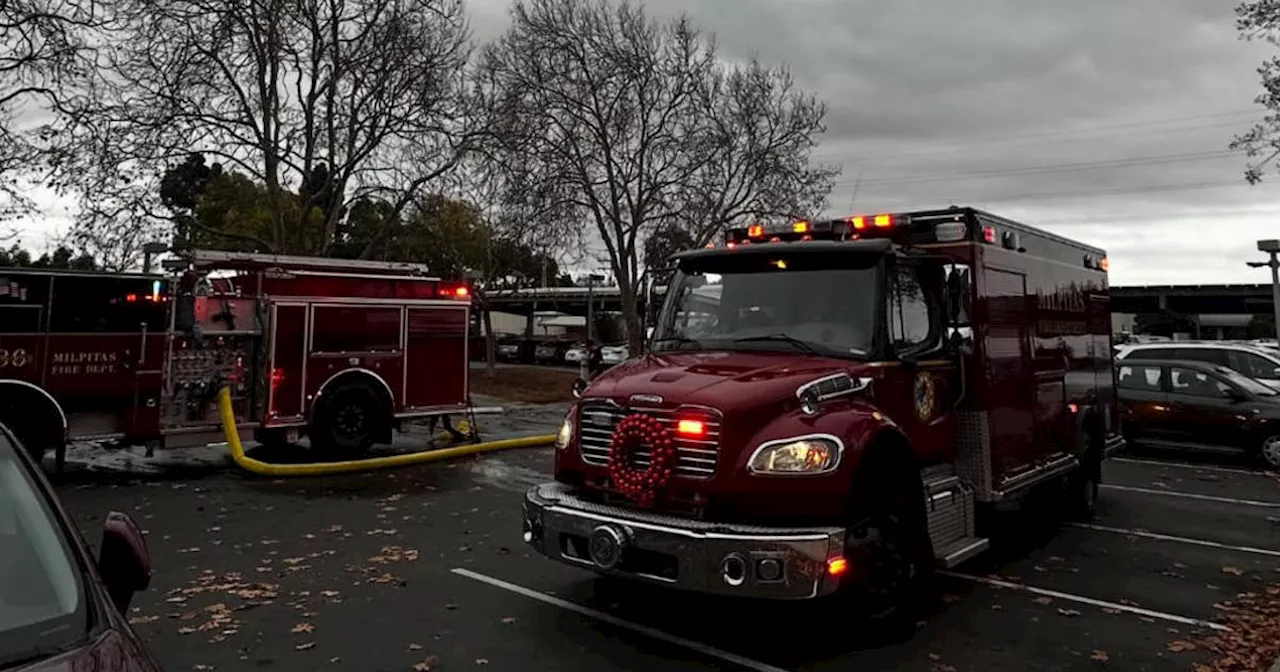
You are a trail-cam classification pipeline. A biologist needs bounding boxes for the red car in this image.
[0,423,160,671]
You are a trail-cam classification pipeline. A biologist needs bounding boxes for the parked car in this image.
[0,422,160,671]
[600,343,629,364]
[563,342,588,364]
[1116,358,1280,468]
[1116,341,1280,390]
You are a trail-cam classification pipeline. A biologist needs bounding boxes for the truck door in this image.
[981,266,1037,477]
[1163,365,1248,450]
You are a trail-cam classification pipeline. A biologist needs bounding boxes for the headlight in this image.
[554,414,574,450]
[747,436,842,475]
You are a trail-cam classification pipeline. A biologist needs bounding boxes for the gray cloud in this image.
[12,0,1277,285]
[466,0,1278,285]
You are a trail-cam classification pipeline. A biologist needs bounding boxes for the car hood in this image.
[16,629,159,672]
[583,350,866,413]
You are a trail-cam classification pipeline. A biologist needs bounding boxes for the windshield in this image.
[653,251,880,358]
[0,433,90,668]
[1215,366,1279,396]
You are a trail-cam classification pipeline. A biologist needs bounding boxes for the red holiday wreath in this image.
[607,413,677,507]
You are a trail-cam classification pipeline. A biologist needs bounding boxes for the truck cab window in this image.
[49,276,167,333]
[888,264,937,354]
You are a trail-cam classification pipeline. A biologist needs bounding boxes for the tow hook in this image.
[588,524,628,569]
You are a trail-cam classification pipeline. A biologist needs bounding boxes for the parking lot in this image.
[53,434,1280,672]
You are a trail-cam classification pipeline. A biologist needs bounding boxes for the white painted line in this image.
[939,570,1231,632]
[1111,457,1273,477]
[1101,484,1280,508]
[1066,522,1280,558]
[450,568,793,672]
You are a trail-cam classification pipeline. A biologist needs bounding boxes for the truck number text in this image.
[0,349,30,368]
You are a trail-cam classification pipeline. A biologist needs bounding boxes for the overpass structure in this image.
[485,283,1277,338]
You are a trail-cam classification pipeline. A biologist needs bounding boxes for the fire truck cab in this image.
[0,250,474,467]
[523,207,1122,611]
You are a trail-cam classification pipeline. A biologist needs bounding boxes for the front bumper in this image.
[522,482,847,600]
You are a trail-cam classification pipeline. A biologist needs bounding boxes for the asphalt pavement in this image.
[53,427,1280,672]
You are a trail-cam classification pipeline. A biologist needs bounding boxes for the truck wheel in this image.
[844,469,931,622]
[1258,435,1280,470]
[310,383,382,456]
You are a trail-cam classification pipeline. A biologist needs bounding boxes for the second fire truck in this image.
[523,206,1123,614]
[0,250,475,468]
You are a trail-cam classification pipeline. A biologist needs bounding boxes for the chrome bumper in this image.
[522,482,847,600]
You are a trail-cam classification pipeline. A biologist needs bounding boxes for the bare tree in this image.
[1231,0,1280,182]
[1,0,102,221]
[479,0,836,350]
[53,0,480,264]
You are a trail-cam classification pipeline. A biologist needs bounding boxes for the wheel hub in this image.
[1262,436,1280,469]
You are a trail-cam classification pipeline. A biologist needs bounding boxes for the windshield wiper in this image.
[732,333,820,355]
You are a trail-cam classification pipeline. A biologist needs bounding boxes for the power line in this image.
[833,149,1243,189]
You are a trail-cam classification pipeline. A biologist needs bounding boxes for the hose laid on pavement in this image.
[217,387,556,476]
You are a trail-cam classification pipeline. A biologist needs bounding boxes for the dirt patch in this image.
[470,366,578,404]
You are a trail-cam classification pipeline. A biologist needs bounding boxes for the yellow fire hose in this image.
[217,387,556,476]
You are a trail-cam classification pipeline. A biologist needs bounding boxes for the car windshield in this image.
[653,250,879,358]
[0,434,90,668]
[1214,366,1279,396]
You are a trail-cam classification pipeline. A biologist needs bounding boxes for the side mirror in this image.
[1221,387,1247,402]
[571,378,588,399]
[950,327,974,357]
[98,512,151,612]
[1271,367,1280,379]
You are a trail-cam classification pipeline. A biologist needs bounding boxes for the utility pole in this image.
[1246,239,1280,342]
[581,273,605,381]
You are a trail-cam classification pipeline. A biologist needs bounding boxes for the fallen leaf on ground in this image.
[474,659,489,666]
[295,642,316,651]
[1033,596,1053,605]
[1057,608,1081,617]
[129,615,159,624]
[177,627,196,635]
[928,653,941,661]
[501,617,517,624]
[321,590,340,598]
[1091,650,1109,662]
[445,603,459,610]
[193,666,215,671]
[1167,640,1196,653]
[1221,566,1244,576]
[1101,607,1121,615]
[291,623,314,634]
[408,644,423,651]
[412,657,438,671]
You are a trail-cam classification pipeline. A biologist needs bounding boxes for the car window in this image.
[1117,365,1163,391]
[1174,347,1229,367]
[1125,347,1172,360]
[0,432,90,667]
[1169,367,1230,398]
[1227,350,1280,380]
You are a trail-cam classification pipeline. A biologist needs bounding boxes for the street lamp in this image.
[1246,239,1280,342]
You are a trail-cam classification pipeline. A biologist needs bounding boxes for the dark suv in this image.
[1116,358,1280,468]
[0,423,161,671]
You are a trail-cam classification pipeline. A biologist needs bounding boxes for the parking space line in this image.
[450,568,793,672]
[1066,522,1280,558]
[1101,484,1280,508]
[939,570,1231,631]
[1111,457,1273,477]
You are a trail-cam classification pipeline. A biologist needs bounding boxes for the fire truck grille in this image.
[576,400,723,478]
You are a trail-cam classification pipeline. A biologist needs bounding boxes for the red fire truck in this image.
[0,250,474,469]
[524,206,1123,614]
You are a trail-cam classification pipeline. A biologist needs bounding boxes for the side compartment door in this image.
[267,303,308,422]
[404,306,470,410]
[982,267,1038,477]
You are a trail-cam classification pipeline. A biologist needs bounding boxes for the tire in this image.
[841,467,932,623]
[310,383,383,455]
[1258,435,1280,470]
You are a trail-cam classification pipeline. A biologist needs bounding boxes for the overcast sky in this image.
[10,0,1280,287]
